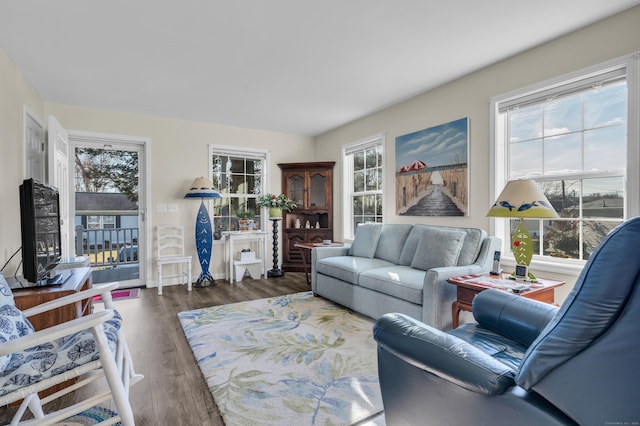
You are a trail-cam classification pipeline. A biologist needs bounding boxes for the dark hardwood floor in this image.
[1,273,310,426]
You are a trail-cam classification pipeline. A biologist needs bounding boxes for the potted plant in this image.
[237,207,255,231]
[256,193,297,218]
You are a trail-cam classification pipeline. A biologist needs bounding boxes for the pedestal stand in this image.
[267,218,284,278]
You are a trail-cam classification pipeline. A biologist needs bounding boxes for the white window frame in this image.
[208,144,270,232]
[489,52,640,275]
[341,133,385,241]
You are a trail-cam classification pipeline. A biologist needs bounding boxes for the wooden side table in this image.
[447,273,565,328]
[294,242,344,285]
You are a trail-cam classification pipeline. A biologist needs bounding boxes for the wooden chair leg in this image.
[157,263,163,295]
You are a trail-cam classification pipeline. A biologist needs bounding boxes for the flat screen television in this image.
[19,178,63,284]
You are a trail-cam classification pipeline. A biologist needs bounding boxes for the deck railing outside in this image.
[75,226,139,268]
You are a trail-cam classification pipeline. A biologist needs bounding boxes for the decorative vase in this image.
[238,219,254,231]
[269,207,282,218]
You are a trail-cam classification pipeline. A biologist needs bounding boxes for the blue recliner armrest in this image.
[473,289,558,347]
[373,312,516,396]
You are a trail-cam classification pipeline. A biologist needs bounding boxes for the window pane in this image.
[353,195,363,215]
[375,194,383,215]
[230,158,244,173]
[376,166,383,189]
[582,220,619,259]
[363,195,376,214]
[582,177,624,219]
[544,133,581,174]
[365,169,378,191]
[584,81,627,128]
[510,139,543,179]
[253,175,262,195]
[354,152,365,171]
[542,179,579,217]
[544,96,582,136]
[543,219,580,259]
[365,148,377,168]
[509,105,542,142]
[584,126,626,171]
[354,171,365,192]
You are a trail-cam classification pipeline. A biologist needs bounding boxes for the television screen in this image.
[19,178,63,283]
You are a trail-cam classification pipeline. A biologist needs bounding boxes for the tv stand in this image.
[43,269,73,285]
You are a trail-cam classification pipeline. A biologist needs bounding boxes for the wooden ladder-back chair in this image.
[156,225,192,295]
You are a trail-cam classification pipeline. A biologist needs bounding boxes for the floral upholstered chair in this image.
[0,274,143,425]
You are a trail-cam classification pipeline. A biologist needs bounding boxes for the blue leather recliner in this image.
[373,216,640,425]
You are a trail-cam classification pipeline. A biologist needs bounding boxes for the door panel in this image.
[47,116,71,258]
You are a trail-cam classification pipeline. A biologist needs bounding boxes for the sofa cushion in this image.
[410,227,466,271]
[374,224,413,264]
[359,266,426,305]
[349,223,383,258]
[456,228,487,266]
[449,323,528,371]
[316,256,394,285]
[399,225,485,266]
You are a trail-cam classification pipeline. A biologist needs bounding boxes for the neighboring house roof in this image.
[75,192,138,213]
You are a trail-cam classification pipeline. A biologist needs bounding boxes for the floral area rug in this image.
[55,406,120,425]
[178,291,385,425]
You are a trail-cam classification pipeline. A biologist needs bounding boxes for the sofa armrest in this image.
[422,264,484,330]
[311,245,351,292]
[473,289,558,347]
[373,313,516,396]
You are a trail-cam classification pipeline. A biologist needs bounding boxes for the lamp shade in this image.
[184,177,221,199]
[487,180,558,219]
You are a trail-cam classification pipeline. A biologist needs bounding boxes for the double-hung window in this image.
[208,145,269,233]
[490,53,639,273]
[342,134,385,241]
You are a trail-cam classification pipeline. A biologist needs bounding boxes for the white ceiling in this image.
[1,1,639,137]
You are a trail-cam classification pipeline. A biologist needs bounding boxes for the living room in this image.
[1,2,640,424]
[1,4,640,295]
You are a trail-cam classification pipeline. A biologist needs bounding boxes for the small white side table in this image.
[222,231,268,283]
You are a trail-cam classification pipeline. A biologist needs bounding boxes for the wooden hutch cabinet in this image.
[278,162,335,272]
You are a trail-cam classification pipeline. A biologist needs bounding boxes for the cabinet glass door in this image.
[309,172,326,208]
[287,173,305,207]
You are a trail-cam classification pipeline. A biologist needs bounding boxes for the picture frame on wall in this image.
[395,117,469,216]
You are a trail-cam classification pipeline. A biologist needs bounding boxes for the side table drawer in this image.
[457,286,479,306]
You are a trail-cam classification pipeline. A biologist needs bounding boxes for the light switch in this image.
[168,203,179,213]
[157,203,167,213]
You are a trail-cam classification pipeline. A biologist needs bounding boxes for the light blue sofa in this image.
[311,223,501,330]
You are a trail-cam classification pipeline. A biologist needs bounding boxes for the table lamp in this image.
[487,179,559,281]
[185,177,221,287]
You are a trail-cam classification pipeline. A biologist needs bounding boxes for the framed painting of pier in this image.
[395,117,469,216]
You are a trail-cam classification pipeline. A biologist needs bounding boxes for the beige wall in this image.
[314,5,640,302]
[0,49,45,273]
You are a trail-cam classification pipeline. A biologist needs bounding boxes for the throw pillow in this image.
[0,272,35,374]
[410,228,466,271]
[349,223,383,258]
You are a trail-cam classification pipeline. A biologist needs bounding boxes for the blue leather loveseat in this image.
[373,216,640,425]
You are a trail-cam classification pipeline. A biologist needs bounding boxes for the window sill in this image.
[501,256,585,277]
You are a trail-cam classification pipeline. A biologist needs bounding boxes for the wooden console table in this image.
[447,273,565,328]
